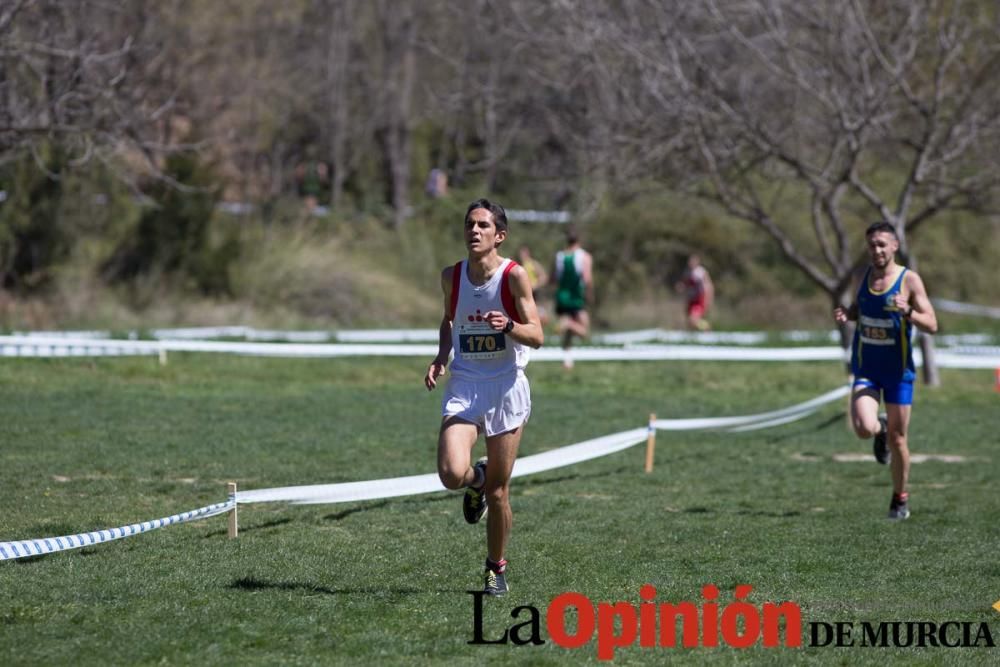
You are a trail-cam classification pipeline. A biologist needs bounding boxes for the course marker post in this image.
[644,413,656,473]
[995,367,1000,393]
[158,345,168,366]
[227,482,238,539]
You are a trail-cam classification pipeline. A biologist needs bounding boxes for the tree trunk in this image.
[389,125,411,229]
[370,4,416,229]
[326,0,352,211]
[918,333,940,387]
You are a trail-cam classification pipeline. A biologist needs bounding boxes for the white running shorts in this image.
[442,372,531,436]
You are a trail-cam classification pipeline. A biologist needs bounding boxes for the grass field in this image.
[1,354,998,665]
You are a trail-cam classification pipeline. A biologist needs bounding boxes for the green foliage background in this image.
[1,154,998,332]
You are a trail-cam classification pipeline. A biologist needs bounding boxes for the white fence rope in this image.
[1,384,851,560]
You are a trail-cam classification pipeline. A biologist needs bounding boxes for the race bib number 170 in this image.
[457,322,507,359]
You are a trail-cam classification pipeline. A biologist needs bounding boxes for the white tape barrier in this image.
[148,326,335,343]
[595,329,772,345]
[652,385,849,431]
[9,326,439,344]
[14,329,112,339]
[8,327,436,343]
[931,350,1000,369]
[334,329,439,343]
[945,346,1000,357]
[0,337,161,358]
[8,326,997,347]
[237,385,850,505]
[570,344,846,362]
[599,329,1000,347]
[3,335,1000,368]
[938,334,997,346]
[145,328,1000,349]
[506,209,572,223]
[933,298,1000,320]
[0,500,234,562]
[0,384,853,559]
[235,428,651,505]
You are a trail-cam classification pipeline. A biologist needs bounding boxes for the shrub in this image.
[101,152,236,296]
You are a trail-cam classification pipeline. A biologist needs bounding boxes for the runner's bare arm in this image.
[483,265,544,349]
[583,251,595,304]
[898,271,938,334]
[425,266,454,390]
[833,302,858,324]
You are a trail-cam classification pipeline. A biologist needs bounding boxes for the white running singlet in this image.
[449,258,529,381]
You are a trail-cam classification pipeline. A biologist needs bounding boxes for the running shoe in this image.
[484,567,509,596]
[462,457,488,524]
[888,494,910,521]
[873,414,890,465]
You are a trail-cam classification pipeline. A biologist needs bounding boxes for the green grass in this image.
[1,355,998,665]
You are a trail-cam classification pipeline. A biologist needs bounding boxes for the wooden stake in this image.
[158,347,168,366]
[644,413,656,473]
[227,481,238,539]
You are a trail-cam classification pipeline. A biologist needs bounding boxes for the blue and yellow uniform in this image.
[851,268,915,405]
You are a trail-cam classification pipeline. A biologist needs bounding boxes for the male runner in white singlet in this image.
[424,198,544,596]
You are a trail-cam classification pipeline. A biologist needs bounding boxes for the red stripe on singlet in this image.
[501,260,524,323]
[448,261,462,321]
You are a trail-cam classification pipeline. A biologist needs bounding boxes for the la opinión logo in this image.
[467,585,998,660]
[468,584,801,660]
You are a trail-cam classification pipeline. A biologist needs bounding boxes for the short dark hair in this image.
[465,198,508,234]
[565,224,580,245]
[865,221,898,238]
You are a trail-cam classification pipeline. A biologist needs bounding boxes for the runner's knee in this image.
[485,483,509,507]
[438,466,467,490]
[853,419,877,439]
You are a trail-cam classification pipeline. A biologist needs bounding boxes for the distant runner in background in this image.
[834,221,938,521]
[293,145,330,214]
[517,245,549,328]
[551,226,593,369]
[676,254,714,331]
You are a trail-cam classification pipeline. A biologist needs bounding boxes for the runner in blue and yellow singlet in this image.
[834,221,938,520]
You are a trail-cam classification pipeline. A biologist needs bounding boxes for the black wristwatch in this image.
[503,319,515,334]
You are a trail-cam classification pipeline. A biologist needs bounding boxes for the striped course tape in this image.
[0,500,234,562]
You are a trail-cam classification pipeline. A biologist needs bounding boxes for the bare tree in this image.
[323,0,356,210]
[359,1,418,228]
[0,1,200,187]
[550,0,1000,383]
